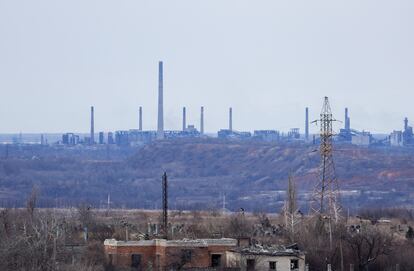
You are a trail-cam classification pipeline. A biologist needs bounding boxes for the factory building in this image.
[165,128,201,139]
[115,131,129,146]
[390,130,403,147]
[218,129,251,140]
[288,128,300,140]
[62,133,80,145]
[113,128,202,146]
[128,130,157,144]
[351,131,372,146]
[388,118,414,147]
[253,130,280,142]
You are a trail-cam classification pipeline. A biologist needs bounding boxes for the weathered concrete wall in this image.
[226,251,306,271]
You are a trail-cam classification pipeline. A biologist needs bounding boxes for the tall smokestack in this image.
[90,106,95,144]
[345,108,350,130]
[139,106,143,131]
[157,61,164,139]
[200,106,204,135]
[305,107,309,141]
[182,107,186,131]
[229,107,233,131]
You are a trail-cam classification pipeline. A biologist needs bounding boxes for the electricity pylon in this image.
[310,97,341,223]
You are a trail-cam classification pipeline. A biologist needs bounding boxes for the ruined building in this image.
[104,238,305,271]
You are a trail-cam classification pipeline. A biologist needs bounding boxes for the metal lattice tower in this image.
[310,97,341,222]
[162,172,168,239]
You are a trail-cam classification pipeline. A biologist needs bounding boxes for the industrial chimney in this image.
[182,107,186,131]
[200,106,204,135]
[157,61,164,139]
[305,107,309,141]
[345,108,350,131]
[229,107,233,131]
[90,106,95,144]
[139,106,143,131]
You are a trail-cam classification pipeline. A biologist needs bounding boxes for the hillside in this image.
[0,139,414,212]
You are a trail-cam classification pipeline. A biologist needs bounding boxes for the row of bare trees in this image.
[2,188,414,271]
[0,189,110,271]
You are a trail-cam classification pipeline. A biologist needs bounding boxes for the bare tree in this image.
[77,203,96,229]
[26,187,39,219]
[226,212,253,238]
[345,224,393,271]
[282,174,301,242]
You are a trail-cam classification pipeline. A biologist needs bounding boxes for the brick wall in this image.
[104,240,236,270]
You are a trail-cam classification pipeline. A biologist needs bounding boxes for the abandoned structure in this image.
[226,245,306,271]
[104,238,237,270]
[104,238,305,271]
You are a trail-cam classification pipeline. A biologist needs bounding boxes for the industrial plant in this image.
[3,61,409,149]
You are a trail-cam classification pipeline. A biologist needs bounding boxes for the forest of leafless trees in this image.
[1,189,414,271]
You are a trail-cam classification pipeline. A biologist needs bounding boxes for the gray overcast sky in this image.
[0,1,413,134]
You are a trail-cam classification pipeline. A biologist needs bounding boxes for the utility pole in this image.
[162,172,168,239]
[222,192,226,215]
